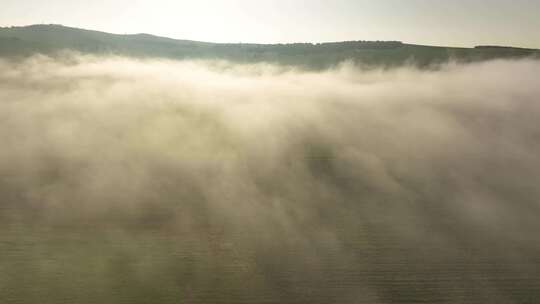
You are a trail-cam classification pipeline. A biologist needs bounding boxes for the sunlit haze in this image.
[1,0,539,47]
[2,2,540,303]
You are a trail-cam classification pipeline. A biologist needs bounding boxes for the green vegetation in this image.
[1,24,538,68]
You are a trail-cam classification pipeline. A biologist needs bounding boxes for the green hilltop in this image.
[1,24,538,69]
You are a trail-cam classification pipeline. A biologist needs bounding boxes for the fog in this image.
[1,55,540,303]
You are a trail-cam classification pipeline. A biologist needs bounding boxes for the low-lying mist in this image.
[1,55,540,303]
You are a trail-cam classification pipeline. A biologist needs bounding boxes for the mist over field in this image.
[1,55,540,303]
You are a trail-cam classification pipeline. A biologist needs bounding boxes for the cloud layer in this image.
[1,55,540,303]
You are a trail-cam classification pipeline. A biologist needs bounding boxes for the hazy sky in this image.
[1,0,539,48]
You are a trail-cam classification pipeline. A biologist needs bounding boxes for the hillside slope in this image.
[1,24,538,68]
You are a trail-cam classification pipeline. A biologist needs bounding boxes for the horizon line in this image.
[1,23,539,51]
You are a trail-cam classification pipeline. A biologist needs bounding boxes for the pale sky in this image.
[1,0,539,48]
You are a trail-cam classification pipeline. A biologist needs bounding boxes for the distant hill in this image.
[1,24,539,69]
